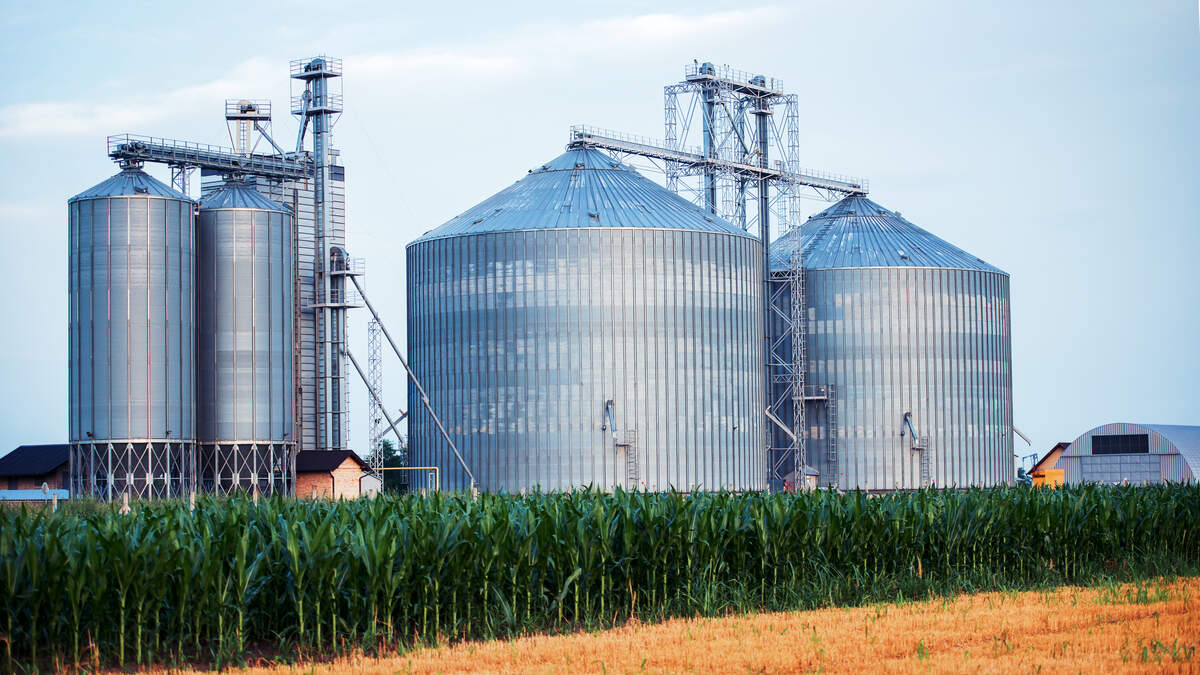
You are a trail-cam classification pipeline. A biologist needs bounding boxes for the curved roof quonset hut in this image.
[407,148,765,492]
[1059,423,1200,485]
[770,195,1013,491]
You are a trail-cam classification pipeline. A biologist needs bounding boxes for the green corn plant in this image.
[2,485,1200,671]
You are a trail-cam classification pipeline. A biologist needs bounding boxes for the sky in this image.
[0,0,1197,464]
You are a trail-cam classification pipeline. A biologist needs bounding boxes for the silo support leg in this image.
[343,273,477,489]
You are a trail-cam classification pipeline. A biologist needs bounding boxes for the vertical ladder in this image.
[826,384,838,488]
[619,430,639,488]
[918,436,932,488]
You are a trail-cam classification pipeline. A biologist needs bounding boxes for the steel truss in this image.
[293,57,351,453]
[367,318,385,474]
[70,440,196,500]
[198,442,296,495]
[570,62,866,489]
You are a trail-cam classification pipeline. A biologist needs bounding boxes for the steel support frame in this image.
[665,68,807,488]
[583,65,847,489]
[70,440,195,500]
[662,82,803,234]
[367,318,385,473]
[197,442,296,495]
[766,268,806,486]
[345,273,478,489]
[169,164,195,197]
[293,58,349,453]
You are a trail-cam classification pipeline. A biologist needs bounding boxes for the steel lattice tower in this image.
[568,61,867,489]
[367,318,384,473]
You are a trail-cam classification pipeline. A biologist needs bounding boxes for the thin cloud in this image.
[355,52,524,81]
[351,7,783,84]
[0,58,279,139]
[0,202,59,235]
[0,7,784,139]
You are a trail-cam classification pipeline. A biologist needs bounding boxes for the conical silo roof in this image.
[412,147,751,243]
[70,167,191,202]
[199,182,289,211]
[769,194,1004,273]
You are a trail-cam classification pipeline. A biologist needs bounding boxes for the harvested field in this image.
[211,576,1199,674]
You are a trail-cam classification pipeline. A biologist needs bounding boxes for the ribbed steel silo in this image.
[770,195,1013,491]
[407,148,765,492]
[196,183,296,494]
[68,165,196,499]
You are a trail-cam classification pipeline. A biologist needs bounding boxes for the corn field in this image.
[2,485,1198,671]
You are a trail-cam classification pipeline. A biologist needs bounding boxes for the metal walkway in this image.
[108,134,313,180]
[568,126,868,196]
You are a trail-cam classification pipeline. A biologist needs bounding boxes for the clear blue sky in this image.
[1,0,1197,461]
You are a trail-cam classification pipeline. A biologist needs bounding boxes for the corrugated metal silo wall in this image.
[195,206,294,443]
[407,228,765,492]
[68,194,194,443]
[770,266,1013,490]
[204,172,347,452]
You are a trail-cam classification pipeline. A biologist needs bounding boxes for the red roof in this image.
[1030,442,1070,474]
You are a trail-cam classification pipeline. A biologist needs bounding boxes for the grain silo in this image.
[770,195,1013,490]
[407,147,765,492]
[195,182,296,494]
[68,165,196,499]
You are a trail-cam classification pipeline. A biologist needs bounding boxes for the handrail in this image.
[107,133,313,179]
[683,63,784,92]
[568,125,868,194]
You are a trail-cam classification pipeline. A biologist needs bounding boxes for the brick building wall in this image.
[296,457,362,499]
[5,470,68,491]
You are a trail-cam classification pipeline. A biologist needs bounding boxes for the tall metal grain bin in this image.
[68,166,195,499]
[770,195,1012,491]
[407,148,765,492]
[196,183,296,494]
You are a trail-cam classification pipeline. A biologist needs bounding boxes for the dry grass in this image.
[177,577,1200,674]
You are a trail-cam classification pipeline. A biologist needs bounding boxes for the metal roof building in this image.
[407,147,765,492]
[769,194,1013,491]
[1059,423,1200,485]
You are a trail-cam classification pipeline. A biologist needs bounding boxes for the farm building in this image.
[0,444,69,491]
[1029,442,1069,487]
[296,450,369,499]
[1059,423,1200,485]
[0,444,70,503]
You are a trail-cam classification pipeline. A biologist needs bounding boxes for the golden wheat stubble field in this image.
[193,577,1200,674]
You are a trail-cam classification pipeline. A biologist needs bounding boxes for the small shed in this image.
[296,451,370,500]
[0,444,69,492]
[1029,442,1069,488]
[1059,423,1199,485]
[783,465,820,492]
